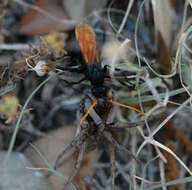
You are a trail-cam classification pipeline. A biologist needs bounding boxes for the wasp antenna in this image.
[76,98,99,133]
[108,99,145,116]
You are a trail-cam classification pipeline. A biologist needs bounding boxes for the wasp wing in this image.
[75,24,100,65]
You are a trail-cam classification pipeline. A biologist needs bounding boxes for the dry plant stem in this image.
[178,29,192,101]
[117,0,134,36]
[26,51,40,70]
[143,76,161,104]
[154,146,167,163]
[13,0,77,25]
[148,139,192,176]
[180,0,188,33]
[116,162,131,184]
[83,97,103,125]
[135,175,160,185]
[136,98,192,175]
[106,120,145,129]
[107,0,117,33]
[130,129,137,190]
[150,97,191,138]
[0,43,29,50]
[109,143,115,190]
[103,131,137,162]
[54,136,79,170]
[89,178,104,190]
[159,160,167,190]
[140,155,160,189]
[97,169,109,188]
[64,142,86,190]
[176,4,192,100]
[134,0,146,87]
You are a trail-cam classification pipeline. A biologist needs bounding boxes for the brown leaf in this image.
[151,0,173,47]
[157,31,172,74]
[1,0,8,6]
[163,143,184,190]
[11,56,28,76]
[175,128,192,152]
[19,0,73,35]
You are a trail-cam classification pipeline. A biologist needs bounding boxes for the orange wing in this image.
[75,23,100,65]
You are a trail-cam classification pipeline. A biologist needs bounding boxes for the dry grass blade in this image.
[151,0,173,48]
[157,31,172,74]
[147,139,192,176]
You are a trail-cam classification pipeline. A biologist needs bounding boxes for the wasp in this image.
[55,24,145,190]
[75,23,108,98]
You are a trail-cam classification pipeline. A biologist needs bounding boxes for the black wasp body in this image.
[61,23,109,98]
[85,62,108,98]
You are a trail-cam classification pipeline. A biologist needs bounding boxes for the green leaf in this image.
[118,87,186,105]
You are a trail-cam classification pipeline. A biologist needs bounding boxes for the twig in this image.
[0,43,29,50]
[117,0,134,36]
[116,162,131,184]
[135,175,160,184]
[159,160,167,190]
[150,97,191,138]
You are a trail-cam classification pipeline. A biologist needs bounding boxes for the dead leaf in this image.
[11,56,28,76]
[157,31,172,74]
[102,39,131,61]
[151,0,173,48]
[0,0,8,6]
[163,143,184,190]
[19,0,73,35]
[0,94,19,124]
[41,32,68,56]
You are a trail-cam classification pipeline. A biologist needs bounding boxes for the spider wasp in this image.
[55,23,145,190]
